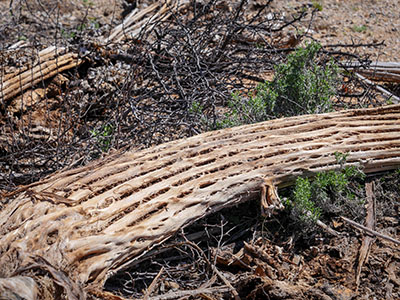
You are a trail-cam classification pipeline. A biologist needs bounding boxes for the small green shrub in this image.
[189,101,204,115]
[90,123,114,152]
[217,41,339,128]
[312,1,323,11]
[289,177,322,223]
[284,153,365,230]
[352,25,367,33]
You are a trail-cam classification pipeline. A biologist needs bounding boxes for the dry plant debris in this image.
[1,104,400,299]
[0,0,400,299]
[1,0,392,192]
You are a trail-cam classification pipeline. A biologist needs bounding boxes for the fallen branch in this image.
[148,286,232,300]
[355,72,400,103]
[341,216,400,246]
[357,70,400,83]
[143,267,164,300]
[316,219,340,237]
[355,180,376,288]
[1,46,82,103]
[344,60,400,92]
[1,99,400,297]
[345,61,400,76]
[104,0,189,43]
[212,265,241,300]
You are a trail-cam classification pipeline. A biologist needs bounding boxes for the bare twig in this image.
[355,72,400,103]
[316,219,341,237]
[211,265,241,300]
[143,267,164,300]
[341,216,400,246]
[147,286,231,300]
[355,180,376,288]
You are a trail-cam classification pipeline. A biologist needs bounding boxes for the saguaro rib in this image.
[1,104,400,290]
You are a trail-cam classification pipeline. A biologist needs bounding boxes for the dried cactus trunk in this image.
[1,46,82,103]
[1,104,400,292]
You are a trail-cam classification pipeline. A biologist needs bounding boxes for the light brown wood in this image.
[104,0,189,43]
[1,1,189,106]
[1,104,400,296]
[355,180,376,289]
[1,46,82,103]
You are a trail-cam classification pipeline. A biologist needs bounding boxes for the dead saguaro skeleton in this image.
[0,46,82,104]
[1,104,400,296]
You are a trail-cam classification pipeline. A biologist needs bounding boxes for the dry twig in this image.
[143,267,164,300]
[355,73,400,103]
[355,180,376,288]
[341,216,400,246]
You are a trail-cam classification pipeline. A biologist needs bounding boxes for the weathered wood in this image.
[104,0,189,43]
[345,61,400,83]
[1,104,400,295]
[357,70,400,83]
[1,46,82,103]
[355,180,376,288]
[1,1,188,106]
[345,61,400,73]
[355,73,400,103]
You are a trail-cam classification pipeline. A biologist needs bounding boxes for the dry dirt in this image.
[1,0,399,61]
[269,0,400,62]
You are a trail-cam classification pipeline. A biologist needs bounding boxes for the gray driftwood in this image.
[345,61,400,83]
[1,104,400,298]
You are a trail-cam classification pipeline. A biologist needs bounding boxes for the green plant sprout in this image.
[352,25,367,33]
[189,101,204,115]
[312,1,323,11]
[90,123,114,152]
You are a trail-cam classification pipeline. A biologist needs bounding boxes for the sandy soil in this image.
[268,0,400,61]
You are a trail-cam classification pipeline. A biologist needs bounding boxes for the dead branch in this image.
[143,267,164,300]
[211,265,241,300]
[316,220,340,237]
[355,180,376,288]
[1,46,82,104]
[341,216,400,246]
[0,104,399,297]
[354,72,400,103]
[344,61,400,83]
[147,286,232,300]
[104,0,190,44]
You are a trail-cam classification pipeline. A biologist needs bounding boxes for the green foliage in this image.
[61,29,76,39]
[352,25,367,33]
[266,41,338,116]
[60,17,100,41]
[285,153,365,228]
[312,1,323,11]
[218,41,339,128]
[334,151,348,166]
[88,17,100,29]
[82,0,94,7]
[189,101,204,115]
[77,24,86,32]
[290,177,322,222]
[90,123,114,152]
